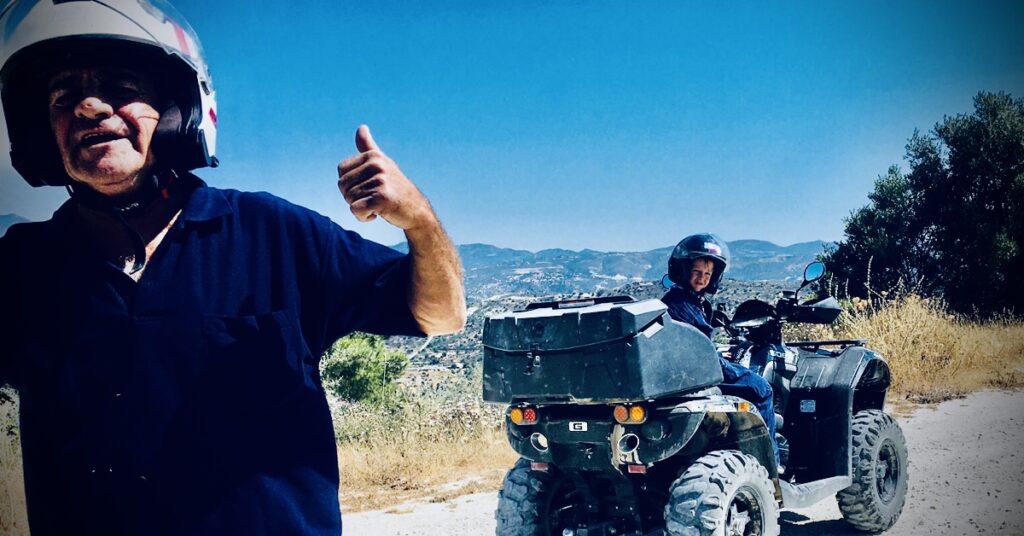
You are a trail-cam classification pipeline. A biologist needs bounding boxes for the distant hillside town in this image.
[392,239,826,301]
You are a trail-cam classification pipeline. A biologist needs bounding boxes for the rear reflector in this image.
[626,464,647,474]
[530,462,549,472]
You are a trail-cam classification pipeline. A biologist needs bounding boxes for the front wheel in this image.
[837,410,909,532]
[495,458,587,536]
[665,450,780,536]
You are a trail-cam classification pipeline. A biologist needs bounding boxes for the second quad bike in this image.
[482,262,908,535]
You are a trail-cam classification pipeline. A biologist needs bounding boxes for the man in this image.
[660,233,779,466]
[0,1,464,534]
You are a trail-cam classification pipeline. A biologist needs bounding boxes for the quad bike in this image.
[482,262,908,535]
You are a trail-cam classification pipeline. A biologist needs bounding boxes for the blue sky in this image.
[1,1,1022,251]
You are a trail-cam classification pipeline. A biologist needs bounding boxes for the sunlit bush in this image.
[320,332,409,407]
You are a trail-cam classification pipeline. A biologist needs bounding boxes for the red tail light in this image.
[508,405,539,425]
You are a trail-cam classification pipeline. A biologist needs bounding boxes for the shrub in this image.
[320,332,409,407]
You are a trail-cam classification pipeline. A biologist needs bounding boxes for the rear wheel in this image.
[837,410,909,532]
[665,450,780,536]
[495,458,587,536]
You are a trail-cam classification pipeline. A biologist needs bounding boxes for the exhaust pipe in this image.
[530,432,549,452]
[617,433,640,454]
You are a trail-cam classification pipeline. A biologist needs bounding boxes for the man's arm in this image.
[337,125,466,335]
[401,213,465,335]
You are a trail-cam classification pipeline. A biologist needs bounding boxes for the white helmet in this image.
[0,0,218,187]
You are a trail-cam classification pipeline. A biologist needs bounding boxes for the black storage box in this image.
[482,297,723,404]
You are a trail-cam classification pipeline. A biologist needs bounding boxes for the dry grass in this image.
[0,390,27,536]
[337,425,515,513]
[330,368,518,512]
[787,294,1024,403]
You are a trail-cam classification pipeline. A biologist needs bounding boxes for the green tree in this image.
[823,91,1024,315]
[822,166,936,297]
[319,332,409,405]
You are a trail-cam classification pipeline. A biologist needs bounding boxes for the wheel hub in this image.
[875,438,901,503]
[726,485,764,536]
[727,505,750,535]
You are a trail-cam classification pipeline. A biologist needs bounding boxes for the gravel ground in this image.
[343,389,1024,535]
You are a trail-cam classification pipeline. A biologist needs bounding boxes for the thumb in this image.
[355,124,380,153]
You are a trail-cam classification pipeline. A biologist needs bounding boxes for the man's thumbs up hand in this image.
[337,125,436,230]
[354,123,379,153]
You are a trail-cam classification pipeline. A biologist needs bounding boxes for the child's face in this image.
[689,258,714,292]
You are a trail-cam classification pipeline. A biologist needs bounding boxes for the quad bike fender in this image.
[787,346,891,481]
[723,410,779,486]
[666,398,780,490]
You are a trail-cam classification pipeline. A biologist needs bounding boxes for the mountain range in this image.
[396,239,827,301]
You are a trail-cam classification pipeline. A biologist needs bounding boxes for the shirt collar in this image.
[51,172,233,225]
[179,173,232,223]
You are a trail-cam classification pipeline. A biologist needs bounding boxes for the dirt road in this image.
[343,389,1024,535]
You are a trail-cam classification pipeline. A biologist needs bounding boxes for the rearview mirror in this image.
[803,261,825,284]
[710,302,730,328]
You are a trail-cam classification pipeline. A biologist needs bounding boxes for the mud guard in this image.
[664,400,782,499]
[725,411,779,482]
[785,346,891,481]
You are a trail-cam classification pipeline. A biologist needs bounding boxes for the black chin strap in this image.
[68,170,177,275]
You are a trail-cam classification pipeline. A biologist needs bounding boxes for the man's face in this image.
[48,67,161,195]
[689,258,714,293]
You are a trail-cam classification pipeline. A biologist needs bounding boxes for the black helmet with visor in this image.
[667,233,730,295]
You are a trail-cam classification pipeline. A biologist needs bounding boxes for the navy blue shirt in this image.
[661,286,714,338]
[0,175,423,535]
